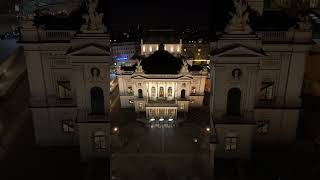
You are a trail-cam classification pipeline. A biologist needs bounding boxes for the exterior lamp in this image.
[159,118,164,121]
[168,118,173,121]
[150,118,155,122]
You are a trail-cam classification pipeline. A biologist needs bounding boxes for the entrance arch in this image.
[91,87,105,115]
[181,89,186,99]
[227,88,241,116]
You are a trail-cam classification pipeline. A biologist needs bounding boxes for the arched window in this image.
[227,88,241,116]
[168,87,173,97]
[181,89,186,99]
[91,87,105,115]
[159,87,164,97]
[138,89,143,98]
[151,87,156,97]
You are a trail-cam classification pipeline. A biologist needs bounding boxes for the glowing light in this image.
[193,138,198,143]
[159,118,164,121]
[150,118,155,122]
[177,47,180,52]
[113,127,119,132]
[143,46,146,52]
[149,47,152,52]
[206,127,210,132]
[171,46,173,52]
[168,118,173,121]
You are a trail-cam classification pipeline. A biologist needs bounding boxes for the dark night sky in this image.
[99,0,231,26]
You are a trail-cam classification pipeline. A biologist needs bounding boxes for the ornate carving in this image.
[89,67,103,81]
[81,0,106,33]
[232,68,241,80]
[224,0,252,34]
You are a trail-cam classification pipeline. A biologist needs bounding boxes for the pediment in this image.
[212,44,266,58]
[67,44,110,56]
[131,75,146,79]
[177,75,193,80]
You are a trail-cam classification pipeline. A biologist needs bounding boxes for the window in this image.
[257,120,269,134]
[139,102,143,110]
[225,136,237,151]
[138,89,143,98]
[149,109,156,117]
[62,119,74,133]
[159,109,165,116]
[168,87,173,97]
[259,81,274,101]
[151,87,156,97]
[94,131,107,151]
[57,81,72,99]
[227,88,241,116]
[181,89,186,98]
[180,103,185,110]
[168,109,175,117]
[191,87,196,94]
[159,87,164,97]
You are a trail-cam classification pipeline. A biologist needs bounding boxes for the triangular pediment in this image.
[67,44,110,56]
[212,44,266,57]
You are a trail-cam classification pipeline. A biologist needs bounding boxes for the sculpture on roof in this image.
[296,14,312,31]
[180,60,189,74]
[135,60,144,73]
[224,0,252,34]
[81,0,106,33]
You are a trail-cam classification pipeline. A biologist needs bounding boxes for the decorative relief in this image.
[88,67,103,81]
[232,68,241,80]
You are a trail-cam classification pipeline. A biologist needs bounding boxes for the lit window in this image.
[159,87,164,97]
[159,109,165,116]
[180,104,185,110]
[149,109,156,117]
[149,47,152,52]
[259,81,274,101]
[151,87,156,97]
[171,46,174,52]
[143,46,146,52]
[57,80,72,99]
[177,47,180,52]
[257,120,269,134]
[168,109,175,117]
[168,87,173,97]
[62,119,74,133]
[191,87,196,94]
[94,131,106,151]
[225,136,237,151]
[198,49,201,52]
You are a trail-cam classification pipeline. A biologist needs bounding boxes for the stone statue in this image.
[224,0,252,34]
[180,61,189,73]
[135,60,143,73]
[297,15,312,31]
[80,0,106,33]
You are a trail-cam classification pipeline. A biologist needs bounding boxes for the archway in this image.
[91,87,105,115]
[227,88,241,116]
[138,89,143,98]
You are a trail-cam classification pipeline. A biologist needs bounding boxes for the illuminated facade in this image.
[117,44,208,126]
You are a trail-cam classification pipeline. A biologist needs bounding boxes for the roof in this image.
[141,49,183,74]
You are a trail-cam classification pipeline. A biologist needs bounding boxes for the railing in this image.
[76,109,109,123]
[146,98,177,107]
[256,31,312,43]
[39,30,76,41]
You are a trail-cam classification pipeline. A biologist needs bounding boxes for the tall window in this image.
[151,87,156,97]
[227,88,241,116]
[139,102,143,110]
[168,87,173,97]
[57,80,72,99]
[181,89,186,98]
[138,89,143,98]
[91,87,105,115]
[257,120,269,134]
[159,109,165,117]
[168,109,175,117]
[62,119,74,133]
[149,109,156,117]
[259,81,274,101]
[94,131,107,151]
[159,87,164,97]
[225,136,237,151]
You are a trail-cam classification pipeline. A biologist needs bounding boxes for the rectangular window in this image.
[57,81,72,99]
[151,87,156,97]
[159,87,164,97]
[180,103,185,110]
[94,134,106,151]
[159,109,165,117]
[139,102,143,110]
[225,137,237,151]
[191,87,196,94]
[62,119,74,133]
[168,109,175,117]
[257,120,269,134]
[168,87,173,97]
[259,81,274,101]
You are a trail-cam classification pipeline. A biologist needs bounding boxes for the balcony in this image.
[76,109,109,123]
[256,31,312,43]
[39,30,76,41]
[146,98,177,107]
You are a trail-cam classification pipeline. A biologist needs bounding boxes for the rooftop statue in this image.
[135,60,144,73]
[180,60,189,73]
[81,0,106,33]
[224,0,252,34]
